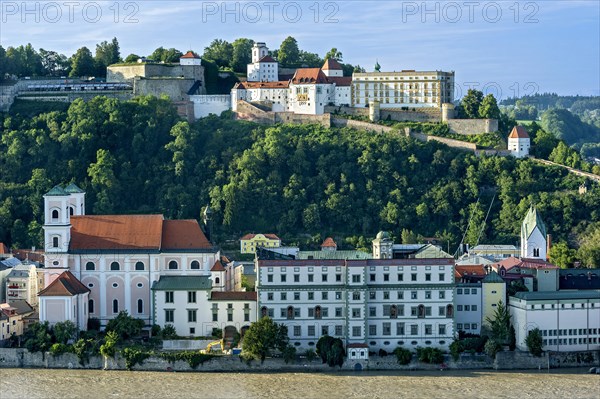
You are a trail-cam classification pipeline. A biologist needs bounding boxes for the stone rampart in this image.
[331,118,396,134]
[447,119,498,135]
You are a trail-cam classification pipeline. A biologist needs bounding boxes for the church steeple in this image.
[520,206,547,260]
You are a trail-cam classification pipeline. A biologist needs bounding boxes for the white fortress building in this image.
[351,70,455,108]
[247,42,279,83]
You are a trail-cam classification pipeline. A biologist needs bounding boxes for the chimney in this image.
[546,234,552,261]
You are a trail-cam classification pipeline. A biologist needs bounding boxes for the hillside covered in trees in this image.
[1,97,599,267]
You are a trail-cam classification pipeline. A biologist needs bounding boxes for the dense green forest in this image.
[1,96,599,267]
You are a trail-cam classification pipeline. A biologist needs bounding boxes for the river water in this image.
[1,368,598,399]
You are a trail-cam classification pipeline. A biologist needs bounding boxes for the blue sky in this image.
[1,0,599,98]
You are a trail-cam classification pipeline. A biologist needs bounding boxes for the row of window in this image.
[368,323,447,336]
[456,288,478,295]
[264,304,454,320]
[265,272,447,284]
[530,302,596,310]
[85,260,203,271]
[456,305,478,312]
[543,338,599,346]
[164,309,251,323]
[456,323,479,331]
[265,290,449,301]
[88,298,144,315]
[541,328,600,337]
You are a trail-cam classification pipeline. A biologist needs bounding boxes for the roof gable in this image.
[321,237,337,248]
[161,219,212,250]
[211,260,225,272]
[509,126,529,139]
[70,215,164,251]
[322,58,343,70]
[181,51,200,59]
[291,68,329,84]
[38,271,89,297]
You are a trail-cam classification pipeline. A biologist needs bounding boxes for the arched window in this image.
[190,260,200,270]
[168,260,178,270]
[88,299,94,314]
[69,206,74,216]
[135,261,144,271]
[533,248,540,257]
[113,299,119,313]
[110,262,120,271]
[390,305,398,319]
[261,306,268,318]
[51,209,59,220]
[287,306,295,320]
[418,304,425,318]
[215,277,220,284]
[137,299,143,314]
[52,237,59,248]
[315,306,322,319]
[446,304,454,318]
[85,262,95,271]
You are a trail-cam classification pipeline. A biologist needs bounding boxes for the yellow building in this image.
[482,270,507,328]
[240,233,281,254]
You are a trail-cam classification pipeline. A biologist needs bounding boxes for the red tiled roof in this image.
[70,215,164,250]
[258,55,276,63]
[322,58,343,71]
[347,343,369,348]
[161,220,212,250]
[455,265,485,278]
[240,233,281,241]
[235,81,289,89]
[211,291,257,301]
[493,256,522,272]
[519,258,559,269]
[0,243,9,254]
[509,126,529,139]
[211,260,225,272]
[13,249,44,263]
[291,68,329,84]
[181,51,200,59]
[38,271,89,297]
[327,76,352,87]
[321,237,337,248]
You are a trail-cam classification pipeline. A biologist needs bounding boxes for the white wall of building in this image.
[190,95,231,119]
[454,284,482,335]
[508,137,530,158]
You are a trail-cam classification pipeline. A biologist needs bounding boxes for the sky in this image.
[1,0,599,98]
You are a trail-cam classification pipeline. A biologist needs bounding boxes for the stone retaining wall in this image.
[2,348,597,372]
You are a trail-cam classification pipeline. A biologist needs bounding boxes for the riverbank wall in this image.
[1,348,598,372]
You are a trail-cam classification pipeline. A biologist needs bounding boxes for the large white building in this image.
[509,290,600,352]
[232,42,352,115]
[351,70,455,108]
[39,184,228,331]
[256,248,455,352]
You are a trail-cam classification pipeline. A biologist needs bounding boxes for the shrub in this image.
[23,321,52,356]
[100,331,118,359]
[525,328,543,357]
[87,318,101,331]
[282,345,297,364]
[305,349,317,362]
[393,347,412,365]
[160,324,177,339]
[72,338,95,365]
[53,321,78,344]
[378,349,388,357]
[449,340,463,361]
[316,335,345,367]
[105,311,145,340]
[484,339,502,358]
[50,343,70,357]
[151,324,161,337]
[159,351,215,369]
[122,347,152,370]
[416,347,444,364]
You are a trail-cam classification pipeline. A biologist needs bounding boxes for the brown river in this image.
[1,368,598,399]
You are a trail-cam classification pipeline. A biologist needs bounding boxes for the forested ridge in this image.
[1,96,599,266]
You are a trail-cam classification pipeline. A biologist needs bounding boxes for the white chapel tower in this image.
[247,42,278,82]
[520,206,547,260]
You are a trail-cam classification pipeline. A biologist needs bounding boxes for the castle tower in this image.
[252,42,269,63]
[520,206,547,260]
[180,51,202,66]
[372,231,393,259]
[322,58,343,77]
[247,42,278,82]
[508,126,530,158]
[441,103,455,121]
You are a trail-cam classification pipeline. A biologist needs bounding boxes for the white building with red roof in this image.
[232,42,352,115]
[40,184,227,332]
[508,126,530,158]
